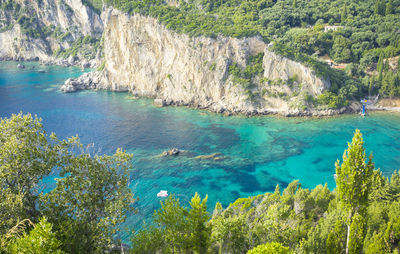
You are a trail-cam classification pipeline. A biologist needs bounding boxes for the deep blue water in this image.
[1,61,400,240]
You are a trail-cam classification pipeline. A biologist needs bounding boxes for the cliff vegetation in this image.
[85,0,400,108]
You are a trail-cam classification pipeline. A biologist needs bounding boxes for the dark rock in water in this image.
[17,64,25,69]
[38,70,46,73]
[162,148,180,156]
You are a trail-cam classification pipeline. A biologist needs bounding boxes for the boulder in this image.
[81,60,91,69]
[17,64,25,69]
[154,99,165,107]
[162,148,181,156]
[68,55,76,65]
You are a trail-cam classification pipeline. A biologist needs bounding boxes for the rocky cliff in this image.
[1,1,344,116]
[66,8,334,116]
[0,0,103,66]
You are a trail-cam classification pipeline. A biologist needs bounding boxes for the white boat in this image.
[157,190,168,197]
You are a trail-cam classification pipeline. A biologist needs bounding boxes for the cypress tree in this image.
[384,59,390,72]
[374,0,380,15]
[335,130,374,254]
[377,51,384,80]
[374,0,385,15]
[341,4,348,24]
[386,0,394,15]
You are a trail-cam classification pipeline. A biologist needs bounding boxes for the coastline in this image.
[4,59,399,118]
[0,56,99,70]
[59,70,360,118]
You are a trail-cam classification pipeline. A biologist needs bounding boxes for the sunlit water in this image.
[1,61,400,240]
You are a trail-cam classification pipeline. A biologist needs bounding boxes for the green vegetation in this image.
[1,114,400,253]
[92,0,400,108]
[229,53,264,98]
[247,242,291,254]
[3,0,400,107]
[130,129,400,253]
[0,113,136,253]
[54,35,101,59]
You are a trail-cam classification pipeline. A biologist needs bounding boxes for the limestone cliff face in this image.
[0,0,103,64]
[99,8,331,115]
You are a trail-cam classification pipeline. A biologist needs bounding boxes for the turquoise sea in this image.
[1,61,400,239]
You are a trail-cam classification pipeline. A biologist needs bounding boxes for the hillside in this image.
[87,0,400,109]
[1,0,400,113]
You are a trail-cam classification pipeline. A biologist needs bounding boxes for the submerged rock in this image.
[194,153,224,161]
[17,64,25,69]
[162,148,181,156]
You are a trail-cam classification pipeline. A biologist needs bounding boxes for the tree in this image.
[247,242,291,254]
[6,217,64,254]
[374,0,385,15]
[386,0,394,15]
[130,225,165,254]
[341,4,348,24]
[0,113,136,253]
[377,51,384,81]
[132,193,211,253]
[0,113,60,233]
[188,193,211,253]
[41,148,135,253]
[292,0,297,8]
[335,129,374,254]
[153,195,191,252]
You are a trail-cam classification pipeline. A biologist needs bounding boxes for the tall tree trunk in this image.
[345,210,352,254]
[346,223,350,254]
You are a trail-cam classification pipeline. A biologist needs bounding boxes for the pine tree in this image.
[335,129,374,254]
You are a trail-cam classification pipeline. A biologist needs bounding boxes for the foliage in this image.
[93,0,400,104]
[335,129,374,216]
[131,193,210,253]
[228,53,264,99]
[335,129,374,253]
[5,217,64,254]
[2,113,400,253]
[54,35,101,59]
[247,242,291,254]
[130,129,400,253]
[0,113,136,253]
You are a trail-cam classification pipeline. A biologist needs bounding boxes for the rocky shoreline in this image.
[59,71,359,117]
[0,55,99,70]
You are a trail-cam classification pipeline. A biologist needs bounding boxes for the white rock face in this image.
[0,0,103,62]
[99,9,331,115]
[263,49,330,96]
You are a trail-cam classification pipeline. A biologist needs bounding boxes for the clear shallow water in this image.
[1,61,400,239]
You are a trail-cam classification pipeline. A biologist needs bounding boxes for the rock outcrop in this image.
[1,1,347,116]
[88,8,332,116]
[0,0,103,65]
[61,71,105,92]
